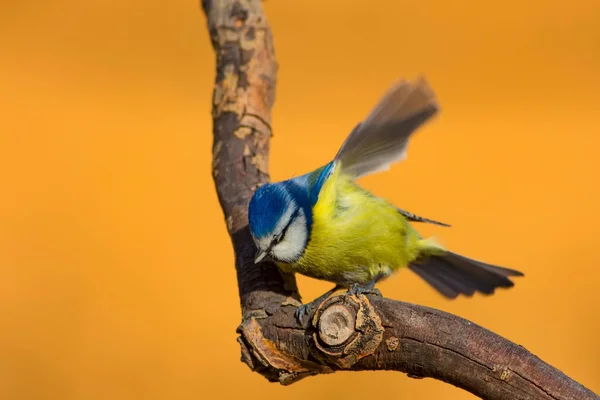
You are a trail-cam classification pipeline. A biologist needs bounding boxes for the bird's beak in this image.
[254,249,268,264]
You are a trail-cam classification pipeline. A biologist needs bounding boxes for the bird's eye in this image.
[274,233,283,243]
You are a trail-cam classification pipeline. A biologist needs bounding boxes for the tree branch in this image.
[201,1,599,399]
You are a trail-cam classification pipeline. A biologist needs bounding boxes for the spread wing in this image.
[334,77,439,180]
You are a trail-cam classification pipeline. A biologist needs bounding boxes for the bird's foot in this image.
[347,283,381,297]
[347,276,384,297]
[294,304,315,328]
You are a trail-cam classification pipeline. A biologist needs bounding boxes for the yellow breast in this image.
[287,163,422,286]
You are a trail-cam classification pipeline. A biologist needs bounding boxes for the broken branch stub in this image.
[311,294,385,369]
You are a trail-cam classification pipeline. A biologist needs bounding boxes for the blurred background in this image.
[1,0,599,399]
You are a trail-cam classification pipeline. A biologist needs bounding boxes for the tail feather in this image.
[408,251,524,299]
[409,264,461,298]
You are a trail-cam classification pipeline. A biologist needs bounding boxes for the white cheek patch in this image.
[271,209,307,263]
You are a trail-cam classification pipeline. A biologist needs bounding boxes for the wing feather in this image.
[334,77,439,179]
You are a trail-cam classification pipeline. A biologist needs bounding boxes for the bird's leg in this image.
[347,273,386,297]
[295,285,343,327]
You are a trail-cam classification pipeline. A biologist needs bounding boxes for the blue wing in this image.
[307,162,334,206]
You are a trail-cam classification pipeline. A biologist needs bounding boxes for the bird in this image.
[247,76,524,322]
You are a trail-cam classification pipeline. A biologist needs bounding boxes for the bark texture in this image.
[201,1,599,399]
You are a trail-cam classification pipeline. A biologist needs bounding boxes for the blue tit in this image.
[247,77,524,311]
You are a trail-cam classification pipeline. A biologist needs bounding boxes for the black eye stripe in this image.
[278,208,300,242]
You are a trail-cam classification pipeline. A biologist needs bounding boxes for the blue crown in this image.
[248,183,292,239]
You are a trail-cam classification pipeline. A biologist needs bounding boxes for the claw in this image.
[346,273,386,297]
[347,282,382,297]
[293,285,342,327]
[294,304,315,327]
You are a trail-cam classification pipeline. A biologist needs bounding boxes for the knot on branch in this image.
[234,293,384,386]
[310,293,385,369]
[236,314,334,386]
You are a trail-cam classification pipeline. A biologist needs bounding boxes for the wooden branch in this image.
[201,1,599,399]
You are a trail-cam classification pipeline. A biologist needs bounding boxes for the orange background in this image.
[1,0,599,399]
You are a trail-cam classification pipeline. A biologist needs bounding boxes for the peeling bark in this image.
[201,1,599,399]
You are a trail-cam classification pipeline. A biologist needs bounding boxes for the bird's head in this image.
[248,182,310,264]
